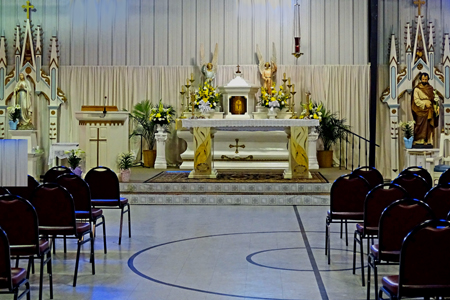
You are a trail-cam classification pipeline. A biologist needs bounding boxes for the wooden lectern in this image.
[75,106,129,173]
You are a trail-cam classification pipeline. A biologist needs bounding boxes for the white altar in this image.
[180,119,319,179]
[75,107,129,173]
[8,130,43,179]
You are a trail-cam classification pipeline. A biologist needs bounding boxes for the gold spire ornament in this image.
[22,1,35,19]
[413,0,425,16]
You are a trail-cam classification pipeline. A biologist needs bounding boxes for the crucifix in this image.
[89,128,107,166]
[236,65,241,74]
[413,0,425,16]
[22,1,36,20]
[229,139,245,154]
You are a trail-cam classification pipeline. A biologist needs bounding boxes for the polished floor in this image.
[1,204,399,300]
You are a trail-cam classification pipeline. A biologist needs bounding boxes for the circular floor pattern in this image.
[128,231,362,300]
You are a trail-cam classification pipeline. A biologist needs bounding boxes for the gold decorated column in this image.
[188,126,218,178]
[284,126,310,179]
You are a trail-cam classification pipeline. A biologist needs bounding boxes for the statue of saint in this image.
[411,72,439,147]
[256,43,277,95]
[200,43,219,83]
[13,73,33,128]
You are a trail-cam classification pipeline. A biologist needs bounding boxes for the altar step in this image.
[120,181,331,206]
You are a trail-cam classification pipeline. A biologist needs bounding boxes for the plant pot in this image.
[143,149,156,168]
[9,120,18,130]
[70,166,82,177]
[317,150,333,168]
[120,169,131,182]
[404,136,413,149]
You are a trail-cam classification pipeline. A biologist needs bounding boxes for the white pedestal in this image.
[8,130,42,179]
[404,148,439,174]
[308,129,319,170]
[154,127,168,170]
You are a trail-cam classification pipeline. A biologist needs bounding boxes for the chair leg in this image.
[360,235,365,286]
[340,220,343,239]
[119,206,125,245]
[73,239,81,287]
[26,280,30,300]
[90,231,95,275]
[353,231,358,274]
[52,236,56,254]
[325,219,329,255]
[327,222,331,265]
[63,235,67,253]
[374,264,379,300]
[127,203,131,238]
[39,256,44,300]
[367,256,372,300]
[345,219,349,246]
[47,251,53,299]
[101,216,107,254]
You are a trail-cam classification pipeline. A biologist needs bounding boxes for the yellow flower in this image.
[313,113,318,119]
[156,113,161,118]
[271,97,276,102]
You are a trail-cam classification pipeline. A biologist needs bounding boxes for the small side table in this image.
[49,143,79,167]
[404,148,439,174]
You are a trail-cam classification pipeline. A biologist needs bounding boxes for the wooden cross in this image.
[236,64,241,74]
[89,128,107,166]
[413,0,425,16]
[229,139,245,154]
[22,1,35,19]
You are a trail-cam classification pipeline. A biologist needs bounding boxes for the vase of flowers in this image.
[259,85,288,118]
[65,149,85,176]
[195,81,221,115]
[7,105,21,130]
[399,120,415,149]
[149,100,176,130]
[117,151,135,182]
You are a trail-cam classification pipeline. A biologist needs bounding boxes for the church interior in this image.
[1,0,450,299]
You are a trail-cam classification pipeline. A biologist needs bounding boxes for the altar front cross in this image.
[89,128,107,166]
[22,1,36,19]
[229,139,245,154]
[413,0,425,16]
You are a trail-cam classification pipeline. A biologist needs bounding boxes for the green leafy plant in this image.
[64,149,85,169]
[318,109,349,151]
[129,100,157,150]
[7,105,21,122]
[398,121,415,139]
[117,151,135,170]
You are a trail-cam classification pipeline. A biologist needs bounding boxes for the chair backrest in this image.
[84,166,120,200]
[4,175,39,200]
[363,183,408,231]
[438,168,450,185]
[350,166,384,189]
[378,198,434,260]
[56,173,92,216]
[397,219,450,298]
[424,184,450,219]
[0,195,40,255]
[392,173,430,200]
[0,227,12,290]
[330,174,371,214]
[30,183,77,231]
[0,187,9,195]
[400,166,433,188]
[43,166,72,183]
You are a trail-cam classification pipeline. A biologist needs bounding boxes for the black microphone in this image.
[100,96,107,118]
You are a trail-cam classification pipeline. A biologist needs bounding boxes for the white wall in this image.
[0,0,369,67]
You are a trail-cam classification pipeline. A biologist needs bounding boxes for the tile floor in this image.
[1,204,400,300]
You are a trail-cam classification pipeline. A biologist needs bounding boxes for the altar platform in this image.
[120,166,348,206]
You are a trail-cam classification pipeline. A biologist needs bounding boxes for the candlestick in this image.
[288,77,291,85]
[191,73,194,80]
[182,86,185,93]
[283,73,286,80]
[191,93,195,117]
[292,84,295,92]
[187,78,190,85]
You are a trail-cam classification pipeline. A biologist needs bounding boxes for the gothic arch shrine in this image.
[380,9,450,179]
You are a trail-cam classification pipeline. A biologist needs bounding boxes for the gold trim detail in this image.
[435,67,445,82]
[79,120,125,126]
[5,70,14,85]
[392,109,397,114]
[417,63,423,70]
[57,88,67,102]
[220,155,254,161]
[380,87,390,101]
[397,67,407,84]
[40,70,51,86]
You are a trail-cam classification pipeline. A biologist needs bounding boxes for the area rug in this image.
[145,170,328,183]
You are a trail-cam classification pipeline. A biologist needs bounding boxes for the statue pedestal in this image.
[8,130,43,179]
[154,126,168,169]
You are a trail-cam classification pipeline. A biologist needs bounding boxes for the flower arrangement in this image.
[7,105,21,122]
[117,151,136,170]
[195,81,221,112]
[299,101,324,121]
[64,149,85,169]
[149,100,175,126]
[398,120,415,139]
[259,85,288,110]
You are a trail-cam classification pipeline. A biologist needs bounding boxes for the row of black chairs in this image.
[0,166,131,299]
[326,166,450,300]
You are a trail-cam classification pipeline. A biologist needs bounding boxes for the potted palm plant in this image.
[129,100,157,167]
[117,151,135,182]
[317,109,349,168]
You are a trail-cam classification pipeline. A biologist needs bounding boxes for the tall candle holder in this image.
[289,90,297,119]
[179,89,186,119]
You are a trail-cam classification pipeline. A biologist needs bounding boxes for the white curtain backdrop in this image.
[57,65,370,169]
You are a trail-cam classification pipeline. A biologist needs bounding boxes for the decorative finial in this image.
[236,64,241,74]
[22,1,36,20]
[413,0,425,16]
